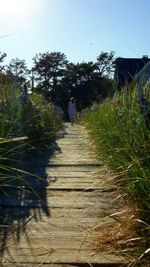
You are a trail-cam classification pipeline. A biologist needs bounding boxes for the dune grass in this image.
[0,83,62,189]
[82,86,150,209]
[81,85,150,263]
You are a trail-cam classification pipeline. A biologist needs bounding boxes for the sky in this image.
[0,0,150,69]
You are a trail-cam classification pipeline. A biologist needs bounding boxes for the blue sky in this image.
[0,0,150,68]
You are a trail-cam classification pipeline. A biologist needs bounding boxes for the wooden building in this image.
[114,56,150,89]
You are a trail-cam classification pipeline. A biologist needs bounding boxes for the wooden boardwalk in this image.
[0,123,126,266]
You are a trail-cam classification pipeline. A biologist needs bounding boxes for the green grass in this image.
[0,83,62,145]
[0,83,62,188]
[81,85,150,261]
[26,93,62,146]
[82,86,150,207]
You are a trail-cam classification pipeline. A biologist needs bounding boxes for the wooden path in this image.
[0,123,126,266]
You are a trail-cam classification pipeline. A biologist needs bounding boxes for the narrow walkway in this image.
[0,123,126,266]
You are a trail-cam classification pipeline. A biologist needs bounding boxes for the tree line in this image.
[0,51,115,115]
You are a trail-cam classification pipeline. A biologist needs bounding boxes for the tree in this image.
[61,62,98,109]
[6,58,30,85]
[32,50,115,113]
[96,51,115,77]
[0,52,7,72]
[73,62,98,107]
[33,52,68,100]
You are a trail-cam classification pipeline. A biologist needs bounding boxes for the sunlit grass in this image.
[81,84,150,263]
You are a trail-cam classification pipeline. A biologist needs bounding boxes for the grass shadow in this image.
[0,142,61,257]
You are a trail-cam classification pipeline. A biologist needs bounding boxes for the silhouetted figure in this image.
[68,97,77,125]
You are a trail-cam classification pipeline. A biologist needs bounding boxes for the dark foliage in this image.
[0,50,115,115]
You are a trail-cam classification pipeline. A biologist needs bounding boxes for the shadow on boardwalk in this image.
[0,124,127,266]
[0,145,59,257]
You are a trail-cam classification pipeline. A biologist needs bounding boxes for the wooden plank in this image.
[46,166,101,171]
[0,189,116,201]
[0,207,107,222]
[1,249,126,265]
[0,264,100,267]
[47,162,101,167]
[1,238,90,250]
[0,218,114,243]
[0,189,115,208]
[0,199,106,208]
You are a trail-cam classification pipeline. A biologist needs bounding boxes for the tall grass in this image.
[82,85,150,219]
[81,85,150,263]
[26,93,62,147]
[0,83,62,188]
[0,84,23,137]
[0,83,62,144]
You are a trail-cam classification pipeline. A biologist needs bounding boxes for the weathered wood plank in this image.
[0,207,107,223]
[1,249,126,265]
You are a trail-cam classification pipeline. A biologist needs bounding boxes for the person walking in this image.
[68,97,77,125]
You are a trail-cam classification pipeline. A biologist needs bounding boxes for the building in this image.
[114,56,150,89]
[114,56,150,126]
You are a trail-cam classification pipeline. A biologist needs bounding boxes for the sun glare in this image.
[0,0,36,30]
[1,0,32,15]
